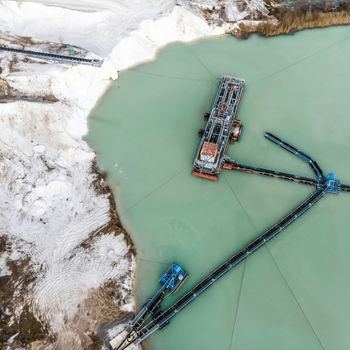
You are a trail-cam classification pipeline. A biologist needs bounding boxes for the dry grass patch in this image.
[236,4,350,38]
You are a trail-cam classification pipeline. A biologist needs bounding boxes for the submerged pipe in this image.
[264,132,324,179]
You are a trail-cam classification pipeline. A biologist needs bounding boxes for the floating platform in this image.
[160,263,188,294]
[192,76,245,179]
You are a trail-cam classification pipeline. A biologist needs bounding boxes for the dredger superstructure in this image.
[192,75,244,181]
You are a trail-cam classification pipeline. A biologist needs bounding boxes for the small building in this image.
[200,142,218,163]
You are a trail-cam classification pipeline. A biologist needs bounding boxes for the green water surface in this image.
[88,26,350,350]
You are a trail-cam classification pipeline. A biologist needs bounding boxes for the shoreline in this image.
[1,1,350,349]
[235,8,350,38]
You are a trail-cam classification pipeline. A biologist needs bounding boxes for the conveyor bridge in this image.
[0,46,103,67]
[223,132,348,194]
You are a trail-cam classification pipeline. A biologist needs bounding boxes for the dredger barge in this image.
[192,75,244,181]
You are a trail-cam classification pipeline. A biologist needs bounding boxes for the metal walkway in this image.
[0,46,103,67]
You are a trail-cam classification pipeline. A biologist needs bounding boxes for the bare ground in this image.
[0,236,52,350]
[234,1,350,37]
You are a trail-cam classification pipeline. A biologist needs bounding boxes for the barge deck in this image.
[192,75,244,180]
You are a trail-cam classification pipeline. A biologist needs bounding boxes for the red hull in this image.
[222,163,234,170]
[192,170,218,181]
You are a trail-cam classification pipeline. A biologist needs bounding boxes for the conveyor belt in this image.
[222,132,350,194]
[224,162,350,194]
[117,188,327,350]
[128,287,166,330]
[225,161,318,187]
[265,133,324,179]
[340,184,350,193]
[0,46,103,67]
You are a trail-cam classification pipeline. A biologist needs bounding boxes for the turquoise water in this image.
[88,26,350,350]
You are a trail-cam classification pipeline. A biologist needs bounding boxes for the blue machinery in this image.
[160,264,188,292]
[111,77,350,350]
[113,264,187,350]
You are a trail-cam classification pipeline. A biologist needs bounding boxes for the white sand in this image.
[0,1,267,348]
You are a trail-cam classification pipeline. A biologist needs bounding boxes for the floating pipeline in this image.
[223,132,348,194]
[115,187,328,350]
[192,76,245,178]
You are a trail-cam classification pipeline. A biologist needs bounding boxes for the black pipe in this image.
[230,161,318,187]
[264,132,324,179]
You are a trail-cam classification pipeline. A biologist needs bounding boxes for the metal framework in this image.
[192,76,245,179]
